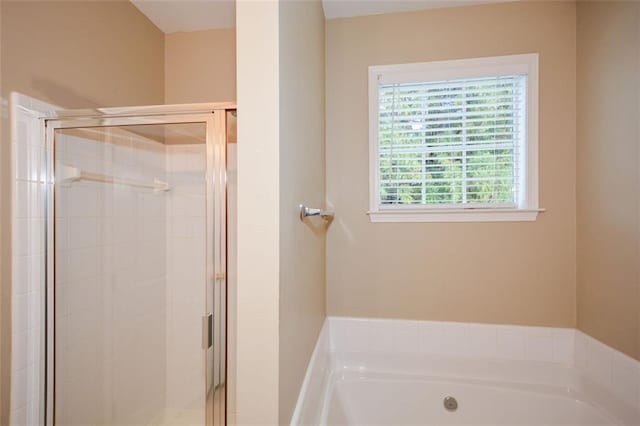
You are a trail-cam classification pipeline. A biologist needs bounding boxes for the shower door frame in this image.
[42,103,232,426]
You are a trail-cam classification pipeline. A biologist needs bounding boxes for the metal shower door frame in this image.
[42,104,229,426]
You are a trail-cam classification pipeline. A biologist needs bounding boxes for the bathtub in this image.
[326,370,615,425]
[292,318,640,425]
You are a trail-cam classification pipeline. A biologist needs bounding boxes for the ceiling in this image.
[131,0,512,34]
[323,0,514,19]
[131,0,235,33]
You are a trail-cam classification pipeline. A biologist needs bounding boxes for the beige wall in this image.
[236,0,326,422]
[278,0,326,423]
[326,1,577,327]
[576,1,640,361]
[164,28,236,104]
[0,1,164,422]
[0,1,164,108]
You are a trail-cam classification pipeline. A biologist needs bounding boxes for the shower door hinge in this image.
[210,272,225,281]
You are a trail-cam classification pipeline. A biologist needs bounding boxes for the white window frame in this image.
[368,53,542,223]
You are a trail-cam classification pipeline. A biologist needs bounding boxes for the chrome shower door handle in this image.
[203,313,213,349]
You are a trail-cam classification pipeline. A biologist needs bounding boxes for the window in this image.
[368,54,541,222]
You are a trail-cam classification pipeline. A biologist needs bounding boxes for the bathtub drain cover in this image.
[443,396,458,411]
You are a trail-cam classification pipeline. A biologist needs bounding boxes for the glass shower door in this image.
[46,111,226,425]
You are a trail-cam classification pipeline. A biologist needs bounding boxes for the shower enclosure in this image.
[42,104,231,425]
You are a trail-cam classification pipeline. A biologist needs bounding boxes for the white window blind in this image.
[377,74,527,209]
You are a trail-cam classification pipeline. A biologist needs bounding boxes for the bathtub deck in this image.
[291,318,640,426]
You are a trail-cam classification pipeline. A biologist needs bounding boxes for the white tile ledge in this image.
[329,316,574,364]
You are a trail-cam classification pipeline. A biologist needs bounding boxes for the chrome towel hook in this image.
[299,204,334,222]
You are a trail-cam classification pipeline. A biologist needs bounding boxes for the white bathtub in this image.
[326,371,615,425]
[292,318,640,426]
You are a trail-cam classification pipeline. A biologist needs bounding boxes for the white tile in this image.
[56,283,71,318]
[67,277,102,314]
[26,362,41,404]
[15,181,29,218]
[28,145,42,183]
[586,336,613,388]
[12,294,28,333]
[524,328,554,362]
[552,328,574,364]
[496,326,526,360]
[64,134,101,159]
[100,186,113,217]
[68,216,98,249]
[39,147,50,183]
[26,400,39,426]
[638,387,640,417]
[55,217,69,250]
[611,351,640,408]
[55,251,69,284]
[10,367,27,410]
[171,215,193,238]
[140,192,165,217]
[419,321,442,354]
[28,219,44,256]
[55,315,70,350]
[66,247,100,282]
[13,256,29,296]
[68,185,99,217]
[28,254,43,295]
[112,140,135,166]
[27,292,41,331]
[392,320,421,353]
[12,109,29,146]
[112,188,136,218]
[14,219,29,257]
[54,185,68,218]
[27,329,41,367]
[29,183,43,218]
[67,310,101,344]
[10,405,27,426]
[574,331,589,370]
[344,319,370,352]
[139,216,165,245]
[440,322,470,357]
[55,137,66,160]
[98,217,114,247]
[15,142,29,181]
[369,319,394,353]
[328,317,348,352]
[28,119,43,147]
[11,331,28,371]
[468,324,498,358]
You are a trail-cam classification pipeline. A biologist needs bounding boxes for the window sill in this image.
[368,208,545,223]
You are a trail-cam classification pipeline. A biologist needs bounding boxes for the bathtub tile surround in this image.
[292,317,640,425]
[575,331,640,412]
[329,317,574,364]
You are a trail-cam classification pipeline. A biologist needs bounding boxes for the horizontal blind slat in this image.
[377,73,526,207]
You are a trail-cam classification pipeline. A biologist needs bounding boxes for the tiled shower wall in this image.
[10,98,48,425]
[11,101,209,425]
[164,143,207,422]
[54,129,168,424]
